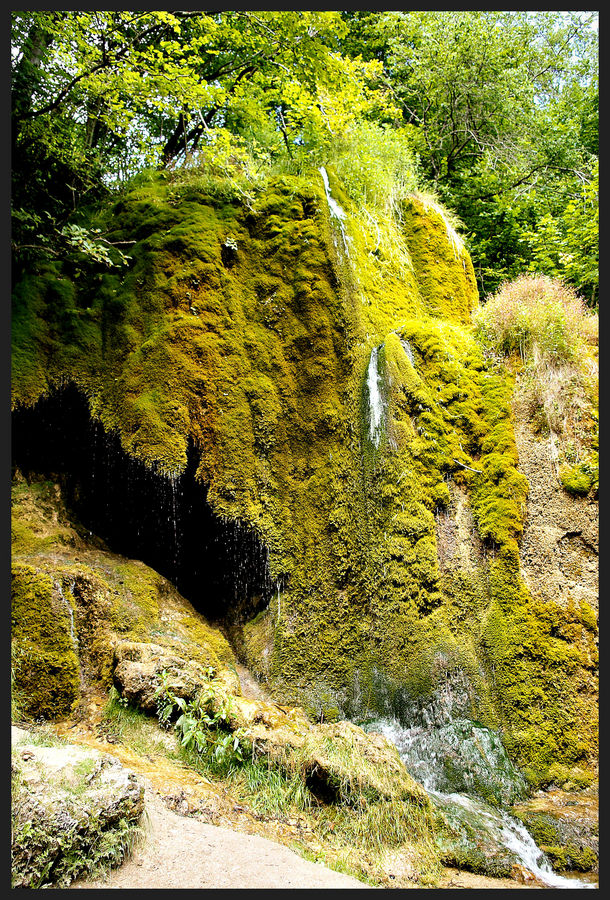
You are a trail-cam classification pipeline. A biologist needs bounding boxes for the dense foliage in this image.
[12,10,597,302]
[340,11,598,302]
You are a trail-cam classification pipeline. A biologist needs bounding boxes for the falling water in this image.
[318,166,350,257]
[399,335,415,366]
[168,473,180,572]
[56,580,85,690]
[12,385,276,626]
[433,791,596,890]
[366,717,595,889]
[366,345,384,447]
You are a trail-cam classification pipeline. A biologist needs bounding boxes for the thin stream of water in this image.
[366,346,384,447]
[56,580,85,690]
[318,166,350,257]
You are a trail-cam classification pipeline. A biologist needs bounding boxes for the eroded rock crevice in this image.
[12,384,274,628]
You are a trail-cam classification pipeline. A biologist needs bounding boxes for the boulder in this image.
[228,697,428,807]
[112,639,238,713]
[11,726,144,888]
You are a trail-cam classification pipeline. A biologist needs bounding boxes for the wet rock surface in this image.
[110,635,429,810]
[512,789,599,873]
[435,793,525,879]
[431,791,594,887]
[366,715,528,807]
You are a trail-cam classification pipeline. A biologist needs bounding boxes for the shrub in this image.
[474,274,596,368]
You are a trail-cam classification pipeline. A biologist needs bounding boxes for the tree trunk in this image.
[12,20,54,149]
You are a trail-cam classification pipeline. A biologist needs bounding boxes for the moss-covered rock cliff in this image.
[11,168,597,789]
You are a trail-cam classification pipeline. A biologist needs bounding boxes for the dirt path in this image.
[70,785,373,890]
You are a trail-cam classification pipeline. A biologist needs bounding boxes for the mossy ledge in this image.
[12,170,597,787]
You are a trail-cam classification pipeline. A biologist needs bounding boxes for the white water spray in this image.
[368,717,595,889]
[318,166,350,257]
[168,473,180,571]
[366,345,384,447]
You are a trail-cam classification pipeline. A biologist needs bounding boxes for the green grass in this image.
[101,688,181,760]
[99,690,445,886]
[12,724,68,748]
[103,691,441,885]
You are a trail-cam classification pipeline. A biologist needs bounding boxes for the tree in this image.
[11,10,391,273]
[525,161,598,306]
[340,11,598,300]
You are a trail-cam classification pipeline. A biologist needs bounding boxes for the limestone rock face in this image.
[10,170,597,789]
[512,388,599,617]
[11,726,145,888]
[112,640,238,713]
[10,477,239,722]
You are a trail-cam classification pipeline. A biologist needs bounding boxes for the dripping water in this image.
[12,384,276,627]
[56,579,85,690]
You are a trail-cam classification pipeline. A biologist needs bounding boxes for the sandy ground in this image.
[70,786,373,890]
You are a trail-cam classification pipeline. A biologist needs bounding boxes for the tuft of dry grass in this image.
[475,275,598,493]
[475,274,596,368]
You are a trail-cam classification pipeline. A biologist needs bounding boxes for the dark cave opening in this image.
[11,384,275,626]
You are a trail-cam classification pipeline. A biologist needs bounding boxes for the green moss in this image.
[480,563,598,786]
[11,476,239,712]
[11,750,143,888]
[542,845,597,872]
[469,369,528,557]
[110,563,160,637]
[516,813,597,872]
[11,168,596,784]
[11,564,81,720]
[401,195,478,325]
[559,457,598,496]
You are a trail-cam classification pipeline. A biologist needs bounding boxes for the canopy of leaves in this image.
[12,10,598,304]
[11,10,390,268]
[340,10,598,303]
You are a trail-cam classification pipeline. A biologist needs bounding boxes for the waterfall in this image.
[367,716,527,804]
[366,717,595,889]
[365,336,414,450]
[433,790,595,890]
[366,345,384,447]
[318,166,350,257]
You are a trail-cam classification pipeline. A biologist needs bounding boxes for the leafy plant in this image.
[154,669,246,769]
[59,224,132,268]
